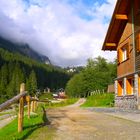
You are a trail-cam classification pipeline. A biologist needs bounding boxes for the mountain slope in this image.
[0,47,70,104]
[0,36,51,64]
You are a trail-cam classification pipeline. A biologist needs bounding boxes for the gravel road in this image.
[34,99,140,140]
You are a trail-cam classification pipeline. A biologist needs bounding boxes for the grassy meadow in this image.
[81,93,114,107]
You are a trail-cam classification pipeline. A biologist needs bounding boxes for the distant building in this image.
[107,84,115,93]
[53,94,59,99]
[53,88,66,99]
[67,68,76,73]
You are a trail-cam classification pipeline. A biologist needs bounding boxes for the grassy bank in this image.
[81,93,114,107]
[0,111,45,140]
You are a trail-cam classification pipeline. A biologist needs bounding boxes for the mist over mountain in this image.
[0,36,51,64]
[0,0,117,67]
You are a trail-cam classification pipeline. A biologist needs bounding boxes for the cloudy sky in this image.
[0,0,117,67]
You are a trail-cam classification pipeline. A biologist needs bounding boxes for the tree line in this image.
[65,56,117,97]
[0,48,70,103]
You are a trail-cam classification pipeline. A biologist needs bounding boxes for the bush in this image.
[65,57,117,98]
[39,92,53,100]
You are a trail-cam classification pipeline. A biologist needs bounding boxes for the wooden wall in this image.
[134,0,140,71]
[117,11,134,77]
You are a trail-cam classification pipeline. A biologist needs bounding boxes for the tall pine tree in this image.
[26,70,37,96]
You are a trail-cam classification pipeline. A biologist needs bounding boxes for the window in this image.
[126,77,134,95]
[122,48,127,61]
[117,43,130,64]
[118,80,123,96]
[132,79,135,94]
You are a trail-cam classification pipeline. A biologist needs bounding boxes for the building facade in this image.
[102,0,140,109]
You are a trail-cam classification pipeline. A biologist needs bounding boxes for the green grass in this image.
[49,98,78,108]
[0,98,78,140]
[81,93,114,107]
[27,125,55,140]
[0,106,46,140]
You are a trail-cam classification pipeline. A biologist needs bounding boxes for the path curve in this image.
[65,98,86,108]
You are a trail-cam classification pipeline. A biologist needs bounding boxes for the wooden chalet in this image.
[102,0,140,109]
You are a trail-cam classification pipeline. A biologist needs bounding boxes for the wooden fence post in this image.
[33,96,36,112]
[26,96,30,119]
[18,83,25,133]
[35,95,38,108]
[31,100,34,112]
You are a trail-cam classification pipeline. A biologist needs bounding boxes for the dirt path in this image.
[0,116,15,128]
[0,114,16,129]
[34,99,140,140]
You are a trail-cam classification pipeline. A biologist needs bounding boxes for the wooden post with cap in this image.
[18,83,25,132]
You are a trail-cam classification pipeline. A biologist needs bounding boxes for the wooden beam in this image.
[0,91,27,112]
[115,14,128,20]
[105,43,116,47]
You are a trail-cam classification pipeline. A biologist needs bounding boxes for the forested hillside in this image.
[65,56,117,97]
[0,36,50,64]
[0,48,70,103]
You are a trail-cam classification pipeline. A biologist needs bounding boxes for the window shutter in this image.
[120,49,122,63]
[136,33,140,52]
[126,43,130,58]
[117,50,120,64]
[117,49,122,64]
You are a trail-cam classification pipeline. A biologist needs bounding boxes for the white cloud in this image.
[0,0,117,67]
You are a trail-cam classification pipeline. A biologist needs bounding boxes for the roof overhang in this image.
[102,0,131,51]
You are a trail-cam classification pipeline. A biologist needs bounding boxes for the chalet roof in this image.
[102,0,131,51]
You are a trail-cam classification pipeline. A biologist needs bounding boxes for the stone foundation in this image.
[115,95,137,110]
